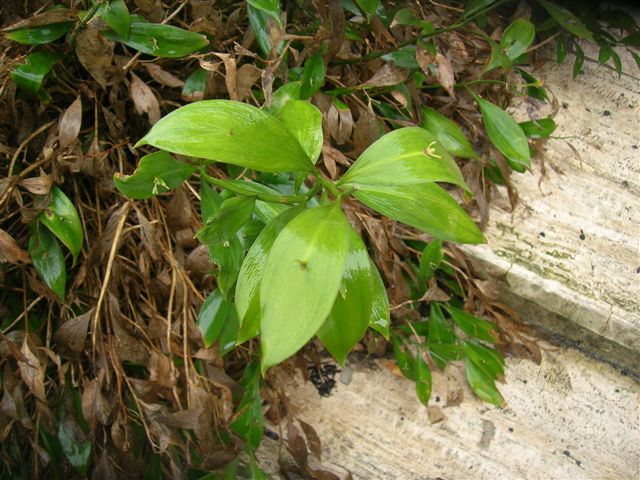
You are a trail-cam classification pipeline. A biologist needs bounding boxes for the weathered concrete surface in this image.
[258,346,640,479]
[461,43,640,371]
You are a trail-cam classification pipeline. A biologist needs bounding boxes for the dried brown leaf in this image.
[145,63,185,88]
[18,174,52,195]
[160,408,204,430]
[53,308,93,357]
[215,53,239,100]
[298,419,322,461]
[287,419,308,470]
[82,378,111,425]
[18,339,46,402]
[327,103,353,145]
[416,44,435,78]
[427,405,445,424]
[76,27,116,88]
[236,63,261,101]
[2,9,76,31]
[130,73,161,125]
[435,53,456,98]
[58,96,82,148]
[353,109,382,156]
[0,228,30,264]
[311,469,341,480]
[361,63,408,87]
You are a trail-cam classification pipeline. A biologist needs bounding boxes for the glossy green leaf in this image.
[339,127,468,190]
[97,0,130,38]
[5,22,73,45]
[11,51,59,93]
[415,352,432,405]
[113,151,195,199]
[104,22,208,58]
[445,306,498,343]
[277,100,323,164]
[182,67,207,102]
[235,207,302,344]
[247,0,281,26]
[317,228,373,365]
[136,100,314,173]
[519,118,557,139]
[537,0,594,41]
[268,82,302,115]
[260,204,350,372]
[197,290,233,348]
[417,239,443,287]
[39,186,83,266]
[486,19,535,71]
[463,340,504,378]
[353,183,484,244]
[29,224,66,300]
[464,357,504,405]
[57,422,91,475]
[421,107,477,159]
[300,52,326,100]
[368,259,390,339]
[573,42,584,78]
[248,3,274,57]
[197,196,255,246]
[430,342,462,369]
[475,95,531,172]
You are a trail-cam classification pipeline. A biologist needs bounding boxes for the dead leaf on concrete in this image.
[53,308,93,357]
[0,229,30,264]
[435,53,456,98]
[298,419,322,461]
[18,339,46,402]
[130,73,161,125]
[58,96,82,148]
[75,27,116,88]
[145,63,185,88]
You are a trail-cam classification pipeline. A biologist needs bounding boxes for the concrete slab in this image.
[258,345,640,479]
[461,43,640,372]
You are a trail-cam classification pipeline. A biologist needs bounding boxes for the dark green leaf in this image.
[519,118,557,139]
[113,151,195,199]
[277,100,323,164]
[462,340,505,378]
[518,69,548,101]
[29,224,66,300]
[248,3,275,57]
[235,207,302,344]
[631,51,640,70]
[393,337,416,381]
[196,196,255,246]
[353,183,485,244]
[218,308,239,355]
[598,44,613,64]
[136,100,314,173]
[537,0,594,41]
[621,32,640,48]
[57,422,91,476]
[381,45,419,69]
[300,52,325,100]
[39,186,83,266]
[463,0,498,19]
[97,0,130,38]
[231,362,263,448]
[356,0,379,18]
[317,227,373,365]
[260,204,351,372]
[445,306,498,343]
[247,0,281,26]
[197,290,233,348]
[368,259,390,339]
[475,95,531,172]
[104,22,208,58]
[182,67,208,102]
[429,343,462,368]
[11,51,59,93]
[417,239,443,287]
[610,50,622,78]
[339,127,468,190]
[464,357,504,405]
[428,303,457,369]
[5,22,73,44]
[421,107,477,159]
[556,38,566,63]
[415,352,432,405]
[486,19,535,71]
[573,42,584,78]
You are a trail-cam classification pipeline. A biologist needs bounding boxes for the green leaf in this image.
[462,340,504,378]
[537,0,594,41]
[235,207,302,344]
[300,52,326,100]
[268,81,302,115]
[518,68,548,101]
[610,49,622,78]
[353,183,485,244]
[57,422,91,476]
[231,362,263,449]
[182,67,208,102]
[463,339,505,405]
[573,42,584,78]
[368,259,390,339]
[317,228,373,365]
[556,38,566,63]
[218,308,239,355]
[97,0,130,38]
[113,151,195,199]
[39,186,83,266]
[486,19,535,71]
[104,22,208,58]
[11,51,59,94]
[356,0,379,18]
[631,51,640,70]
[247,0,281,26]
[428,303,457,369]
[415,352,432,405]
[136,100,315,173]
[421,107,477,159]
[248,3,274,57]
[464,357,504,405]
[5,22,73,45]
[417,239,443,287]
[598,44,613,64]
[339,127,468,190]
[519,118,557,139]
[463,0,498,19]
[475,95,531,172]
[29,224,66,300]
[196,196,255,246]
[393,337,416,380]
[445,306,498,343]
[381,45,419,69]
[197,290,233,348]
[277,100,323,164]
[260,203,350,373]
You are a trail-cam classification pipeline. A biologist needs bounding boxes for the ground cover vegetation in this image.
[0,0,637,477]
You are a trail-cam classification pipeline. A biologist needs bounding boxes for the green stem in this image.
[318,176,340,198]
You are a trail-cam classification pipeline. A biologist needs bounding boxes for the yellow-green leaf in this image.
[277,100,323,164]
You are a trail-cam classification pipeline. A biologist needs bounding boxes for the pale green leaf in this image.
[277,100,323,164]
